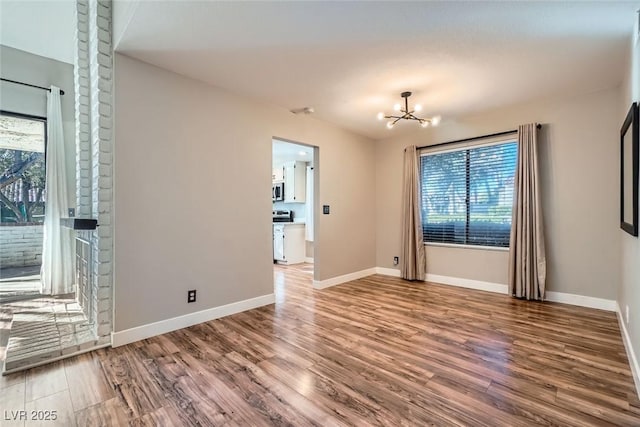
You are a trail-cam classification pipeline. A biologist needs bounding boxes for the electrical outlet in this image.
[187,290,196,303]
[68,208,75,217]
[393,256,399,265]
[626,305,630,324]
[323,205,330,214]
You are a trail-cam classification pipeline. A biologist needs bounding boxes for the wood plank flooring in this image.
[1,264,639,426]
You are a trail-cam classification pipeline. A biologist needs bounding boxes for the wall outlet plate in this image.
[393,256,399,265]
[323,205,330,214]
[187,290,196,303]
[68,208,75,217]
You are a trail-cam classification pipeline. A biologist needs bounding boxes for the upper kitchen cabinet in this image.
[272,166,284,182]
[283,161,306,203]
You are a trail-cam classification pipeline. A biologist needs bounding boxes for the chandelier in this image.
[377,91,441,129]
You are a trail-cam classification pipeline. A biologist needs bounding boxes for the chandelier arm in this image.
[380,91,439,128]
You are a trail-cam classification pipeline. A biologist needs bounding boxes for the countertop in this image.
[273,221,305,226]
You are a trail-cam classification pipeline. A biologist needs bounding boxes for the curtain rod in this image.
[0,78,65,95]
[416,124,541,150]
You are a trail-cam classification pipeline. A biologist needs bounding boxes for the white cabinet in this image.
[273,223,305,264]
[272,167,284,182]
[283,161,306,203]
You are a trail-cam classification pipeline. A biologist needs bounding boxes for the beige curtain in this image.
[401,145,426,281]
[508,124,546,300]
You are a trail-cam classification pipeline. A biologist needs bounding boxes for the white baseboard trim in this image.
[373,269,617,312]
[426,273,508,294]
[375,267,401,277]
[616,302,640,399]
[111,293,275,347]
[313,268,377,290]
[546,291,617,312]
[304,257,314,264]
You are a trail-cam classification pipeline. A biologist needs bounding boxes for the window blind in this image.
[420,141,518,247]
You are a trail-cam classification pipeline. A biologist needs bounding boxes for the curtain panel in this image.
[401,145,426,281]
[41,86,74,295]
[508,123,547,300]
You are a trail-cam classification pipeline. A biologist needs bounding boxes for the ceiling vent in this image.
[290,107,315,115]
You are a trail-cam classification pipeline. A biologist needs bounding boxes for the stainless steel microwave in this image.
[272,182,284,201]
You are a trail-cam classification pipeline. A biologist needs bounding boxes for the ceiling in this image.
[0,0,76,65]
[273,139,314,166]
[115,1,639,140]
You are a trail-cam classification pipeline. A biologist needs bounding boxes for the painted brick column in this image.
[74,0,113,346]
[75,0,92,218]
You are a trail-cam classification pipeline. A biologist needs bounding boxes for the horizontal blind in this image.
[420,141,518,247]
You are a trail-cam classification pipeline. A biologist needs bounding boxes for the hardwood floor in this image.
[2,264,639,426]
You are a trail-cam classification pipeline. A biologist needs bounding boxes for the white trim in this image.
[374,270,617,312]
[304,257,314,264]
[111,293,275,347]
[375,267,401,277]
[313,268,377,290]
[426,273,508,294]
[617,302,640,399]
[545,291,617,312]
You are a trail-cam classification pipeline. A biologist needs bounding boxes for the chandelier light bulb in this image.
[386,121,394,129]
[421,121,429,128]
[414,104,422,112]
[432,115,441,126]
[393,103,401,112]
[377,112,385,121]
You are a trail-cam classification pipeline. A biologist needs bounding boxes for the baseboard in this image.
[616,302,640,399]
[426,273,508,294]
[375,267,401,277]
[111,293,275,347]
[304,257,314,264]
[374,269,616,312]
[546,291,617,311]
[313,268,377,290]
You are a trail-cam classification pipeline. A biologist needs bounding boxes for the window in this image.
[420,140,518,247]
[0,112,47,224]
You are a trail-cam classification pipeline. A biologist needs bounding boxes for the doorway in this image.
[0,111,47,303]
[272,138,317,294]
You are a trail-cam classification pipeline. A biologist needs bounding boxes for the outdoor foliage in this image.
[420,142,517,247]
[0,148,46,223]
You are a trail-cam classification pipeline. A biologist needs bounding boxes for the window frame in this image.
[419,137,518,250]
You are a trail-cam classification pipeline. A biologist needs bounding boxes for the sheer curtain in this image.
[508,123,546,300]
[401,145,426,281]
[41,86,74,295]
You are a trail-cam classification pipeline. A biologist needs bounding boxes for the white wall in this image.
[113,54,376,332]
[619,18,640,388]
[0,45,76,209]
[376,86,621,300]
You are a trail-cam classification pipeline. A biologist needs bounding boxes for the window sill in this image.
[424,242,509,252]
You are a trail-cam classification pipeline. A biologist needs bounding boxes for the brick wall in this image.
[0,224,43,268]
[75,0,113,346]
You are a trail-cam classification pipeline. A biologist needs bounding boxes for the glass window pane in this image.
[468,142,517,247]
[420,140,518,247]
[421,150,467,244]
[0,115,46,224]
